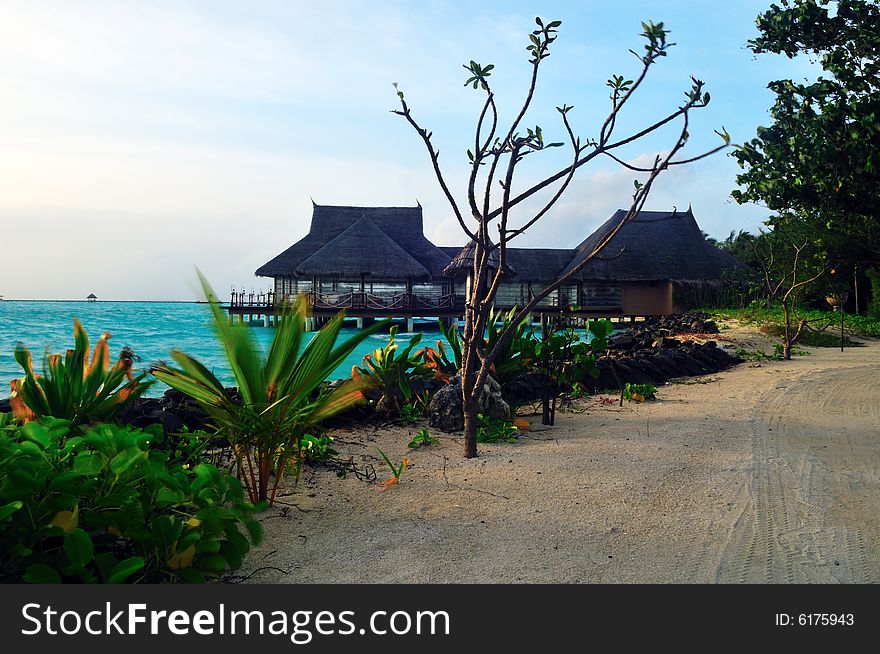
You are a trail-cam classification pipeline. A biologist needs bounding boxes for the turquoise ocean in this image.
[0,301,453,398]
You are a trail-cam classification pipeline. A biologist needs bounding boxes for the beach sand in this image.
[238,321,880,583]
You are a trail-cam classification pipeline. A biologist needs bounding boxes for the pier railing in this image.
[229,290,459,312]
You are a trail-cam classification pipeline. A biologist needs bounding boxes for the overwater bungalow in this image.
[245,202,745,326]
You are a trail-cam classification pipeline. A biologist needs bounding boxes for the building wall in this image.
[622,281,673,315]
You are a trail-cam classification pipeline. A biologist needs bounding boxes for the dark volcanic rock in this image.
[428,374,511,433]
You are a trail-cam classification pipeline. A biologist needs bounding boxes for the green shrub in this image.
[356,325,432,415]
[706,305,880,338]
[485,307,534,385]
[475,414,518,443]
[525,319,613,425]
[867,268,880,319]
[0,418,262,584]
[10,320,151,426]
[622,383,658,401]
[152,273,379,504]
[299,433,337,462]
[407,428,436,449]
[400,403,421,425]
[416,319,462,383]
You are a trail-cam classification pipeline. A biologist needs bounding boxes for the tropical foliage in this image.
[152,273,379,504]
[485,307,535,385]
[732,0,880,309]
[10,320,151,426]
[0,417,261,584]
[416,319,463,384]
[354,325,432,417]
[527,319,613,425]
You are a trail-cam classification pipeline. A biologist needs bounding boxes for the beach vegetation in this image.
[623,383,658,402]
[394,16,725,457]
[475,414,519,444]
[400,402,421,425]
[485,307,535,385]
[10,320,151,427]
[732,0,880,289]
[407,428,436,449]
[0,417,261,584]
[527,319,613,426]
[151,273,379,504]
[376,448,409,490]
[298,433,338,462]
[354,325,432,419]
[713,304,880,340]
[416,319,463,384]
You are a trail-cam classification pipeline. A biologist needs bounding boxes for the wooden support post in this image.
[406,316,414,333]
[356,317,364,329]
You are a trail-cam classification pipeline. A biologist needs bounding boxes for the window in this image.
[581,285,623,309]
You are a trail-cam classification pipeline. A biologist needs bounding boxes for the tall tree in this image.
[732,0,880,269]
[395,18,726,458]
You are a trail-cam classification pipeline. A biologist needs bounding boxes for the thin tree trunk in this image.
[462,401,478,458]
[782,302,792,360]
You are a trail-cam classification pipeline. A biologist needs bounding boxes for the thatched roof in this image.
[255,204,451,279]
[295,217,431,279]
[560,208,746,282]
[86,293,97,299]
[257,203,747,285]
[442,240,516,278]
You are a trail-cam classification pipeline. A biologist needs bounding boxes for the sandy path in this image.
[238,329,880,583]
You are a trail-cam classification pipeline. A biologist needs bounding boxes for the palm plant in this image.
[11,320,151,426]
[151,273,381,504]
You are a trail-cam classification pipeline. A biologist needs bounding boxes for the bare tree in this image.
[754,236,827,359]
[395,17,727,457]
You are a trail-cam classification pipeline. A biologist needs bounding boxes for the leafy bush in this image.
[400,403,421,425]
[485,307,534,385]
[355,325,432,416]
[416,319,463,383]
[10,320,151,426]
[407,428,436,449]
[152,273,379,504]
[475,414,518,443]
[622,383,658,401]
[0,418,261,584]
[867,268,880,319]
[525,320,613,425]
[299,433,337,462]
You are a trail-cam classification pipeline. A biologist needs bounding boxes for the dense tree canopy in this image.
[732,0,880,265]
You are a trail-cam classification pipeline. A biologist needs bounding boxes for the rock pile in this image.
[428,374,511,432]
[581,339,740,393]
[116,388,218,433]
[501,312,738,406]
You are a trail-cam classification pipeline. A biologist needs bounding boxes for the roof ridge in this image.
[295,216,431,278]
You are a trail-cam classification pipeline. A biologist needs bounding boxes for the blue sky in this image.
[0,0,815,300]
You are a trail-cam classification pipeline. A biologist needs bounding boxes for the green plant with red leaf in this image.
[415,318,463,384]
[10,320,151,426]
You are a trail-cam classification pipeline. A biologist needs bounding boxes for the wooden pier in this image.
[225,289,651,331]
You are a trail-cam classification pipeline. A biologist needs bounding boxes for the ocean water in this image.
[0,301,453,398]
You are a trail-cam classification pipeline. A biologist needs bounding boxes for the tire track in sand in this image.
[715,363,880,583]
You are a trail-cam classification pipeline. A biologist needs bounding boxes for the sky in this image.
[0,0,817,300]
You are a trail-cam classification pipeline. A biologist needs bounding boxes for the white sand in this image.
[238,322,880,583]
